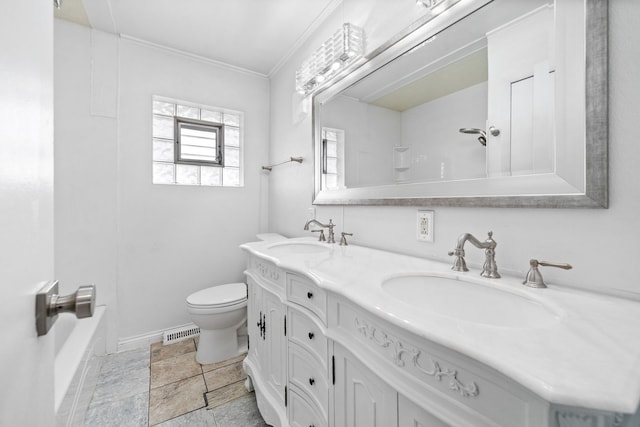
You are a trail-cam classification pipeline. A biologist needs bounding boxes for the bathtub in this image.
[55,306,106,427]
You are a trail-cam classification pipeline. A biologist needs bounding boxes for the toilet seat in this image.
[187,282,247,309]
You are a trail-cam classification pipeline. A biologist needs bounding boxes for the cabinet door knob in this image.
[308,332,314,340]
[307,291,313,299]
[309,377,315,385]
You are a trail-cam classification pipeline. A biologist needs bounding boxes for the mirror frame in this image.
[312,0,607,208]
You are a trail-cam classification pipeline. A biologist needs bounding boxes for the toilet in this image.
[186,282,248,365]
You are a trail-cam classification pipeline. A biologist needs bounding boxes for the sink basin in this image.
[381,275,560,328]
[266,241,331,256]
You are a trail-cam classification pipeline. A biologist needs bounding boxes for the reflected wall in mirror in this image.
[313,0,607,208]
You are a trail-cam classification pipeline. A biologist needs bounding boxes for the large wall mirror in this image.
[313,0,607,208]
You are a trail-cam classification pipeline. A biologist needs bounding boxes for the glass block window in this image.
[321,127,345,190]
[152,97,243,187]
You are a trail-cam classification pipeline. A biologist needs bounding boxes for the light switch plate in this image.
[417,210,434,242]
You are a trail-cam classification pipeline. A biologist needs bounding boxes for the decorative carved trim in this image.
[256,261,280,282]
[412,352,479,398]
[555,410,626,427]
[355,317,391,348]
[556,411,597,427]
[612,413,624,427]
[394,340,418,368]
[354,317,479,398]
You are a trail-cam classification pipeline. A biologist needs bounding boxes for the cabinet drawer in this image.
[288,387,327,427]
[288,343,329,415]
[287,274,326,324]
[289,307,327,366]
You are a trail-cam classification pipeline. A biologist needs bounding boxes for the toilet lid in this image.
[187,283,247,307]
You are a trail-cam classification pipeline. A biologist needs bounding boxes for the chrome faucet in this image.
[304,219,336,244]
[448,231,500,278]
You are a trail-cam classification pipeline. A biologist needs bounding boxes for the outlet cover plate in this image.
[417,210,434,242]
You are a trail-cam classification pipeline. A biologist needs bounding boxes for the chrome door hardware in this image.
[523,260,573,288]
[36,280,96,336]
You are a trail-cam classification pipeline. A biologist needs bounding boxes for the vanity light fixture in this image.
[295,23,364,95]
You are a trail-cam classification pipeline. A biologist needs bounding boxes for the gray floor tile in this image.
[84,392,149,427]
[100,347,150,376]
[91,365,150,406]
[210,393,268,427]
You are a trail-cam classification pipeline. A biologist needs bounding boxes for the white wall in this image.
[54,21,119,350]
[54,20,270,349]
[268,2,640,299]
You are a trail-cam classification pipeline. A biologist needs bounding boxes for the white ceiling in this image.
[56,0,340,76]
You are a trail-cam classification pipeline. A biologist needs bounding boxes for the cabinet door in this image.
[333,343,397,427]
[247,277,263,371]
[263,286,287,406]
[398,394,449,427]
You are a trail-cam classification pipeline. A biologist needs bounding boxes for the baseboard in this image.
[117,322,197,352]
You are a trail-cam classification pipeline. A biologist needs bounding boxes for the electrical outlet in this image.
[416,210,434,242]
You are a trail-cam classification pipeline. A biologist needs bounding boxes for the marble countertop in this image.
[241,237,640,414]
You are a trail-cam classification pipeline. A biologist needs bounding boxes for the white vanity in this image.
[241,237,640,427]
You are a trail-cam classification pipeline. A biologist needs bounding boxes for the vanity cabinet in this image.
[242,245,640,427]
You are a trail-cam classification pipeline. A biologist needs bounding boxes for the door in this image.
[0,0,55,425]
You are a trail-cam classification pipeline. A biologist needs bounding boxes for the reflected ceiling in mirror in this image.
[313,0,607,208]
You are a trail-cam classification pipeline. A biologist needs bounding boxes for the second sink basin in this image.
[381,274,561,328]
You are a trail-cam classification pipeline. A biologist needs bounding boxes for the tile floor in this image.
[84,338,268,426]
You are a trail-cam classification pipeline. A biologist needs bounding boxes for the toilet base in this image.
[196,328,241,365]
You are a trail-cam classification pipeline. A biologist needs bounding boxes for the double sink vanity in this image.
[241,235,640,427]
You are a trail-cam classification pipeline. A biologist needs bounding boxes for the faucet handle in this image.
[311,229,326,242]
[339,232,353,246]
[523,259,572,288]
[448,248,468,272]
